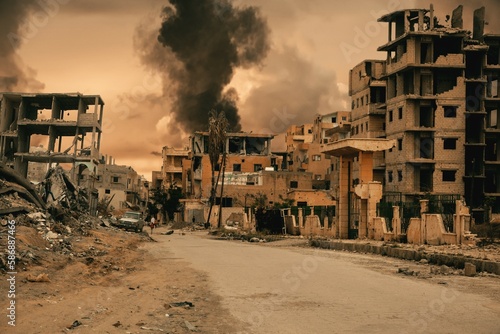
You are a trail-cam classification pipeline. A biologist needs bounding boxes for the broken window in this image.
[388,110,393,122]
[112,176,120,183]
[443,106,457,118]
[433,37,462,62]
[398,138,403,150]
[419,105,434,127]
[254,164,262,172]
[398,170,403,182]
[419,137,434,159]
[228,137,243,154]
[442,170,456,182]
[290,181,298,188]
[420,42,432,64]
[388,171,393,183]
[233,164,241,172]
[420,169,433,192]
[332,116,337,123]
[465,52,483,79]
[485,138,497,161]
[443,138,457,150]
[105,189,110,194]
[434,69,460,94]
[342,116,347,121]
[312,155,321,161]
[245,137,267,155]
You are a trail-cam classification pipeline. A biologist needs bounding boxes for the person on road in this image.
[150,216,156,234]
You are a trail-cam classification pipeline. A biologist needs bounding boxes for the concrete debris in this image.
[26,273,50,282]
[464,262,477,277]
[185,320,197,332]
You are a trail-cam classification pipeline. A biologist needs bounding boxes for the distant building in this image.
[161,146,189,189]
[92,156,143,210]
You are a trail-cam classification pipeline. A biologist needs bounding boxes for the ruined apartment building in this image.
[185,132,319,206]
[374,5,500,222]
[285,111,350,189]
[91,156,143,210]
[348,59,387,184]
[0,93,104,183]
[160,146,189,189]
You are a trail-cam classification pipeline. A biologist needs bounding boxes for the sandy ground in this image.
[1,224,499,333]
[0,225,242,333]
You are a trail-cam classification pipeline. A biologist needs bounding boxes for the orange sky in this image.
[4,0,498,179]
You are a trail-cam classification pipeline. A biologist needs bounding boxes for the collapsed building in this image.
[0,93,104,183]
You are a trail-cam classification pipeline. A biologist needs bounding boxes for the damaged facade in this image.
[0,93,104,184]
[374,5,500,223]
[161,146,189,189]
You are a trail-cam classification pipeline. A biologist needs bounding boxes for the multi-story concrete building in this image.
[286,111,350,189]
[349,60,387,184]
[376,5,500,222]
[185,131,278,205]
[0,93,104,183]
[92,156,143,210]
[160,146,189,189]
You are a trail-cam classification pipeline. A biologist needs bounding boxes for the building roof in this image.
[0,92,104,108]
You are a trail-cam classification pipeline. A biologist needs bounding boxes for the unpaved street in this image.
[165,232,500,334]
[2,226,500,333]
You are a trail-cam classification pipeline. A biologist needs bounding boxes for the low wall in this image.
[311,240,500,275]
[407,214,457,245]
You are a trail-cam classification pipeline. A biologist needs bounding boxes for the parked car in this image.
[115,211,145,233]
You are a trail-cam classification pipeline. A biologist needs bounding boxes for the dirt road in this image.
[165,231,500,334]
[1,226,500,333]
[1,226,241,333]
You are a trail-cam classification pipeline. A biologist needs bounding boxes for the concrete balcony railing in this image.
[386,53,408,74]
[434,54,464,66]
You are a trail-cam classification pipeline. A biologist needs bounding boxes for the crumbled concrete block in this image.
[464,262,476,277]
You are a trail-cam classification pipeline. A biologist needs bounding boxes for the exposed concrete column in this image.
[48,126,56,152]
[338,155,353,239]
[393,206,401,236]
[420,199,429,215]
[418,10,424,31]
[388,19,392,42]
[404,10,410,32]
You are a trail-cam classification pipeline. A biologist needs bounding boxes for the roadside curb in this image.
[310,240,500,275]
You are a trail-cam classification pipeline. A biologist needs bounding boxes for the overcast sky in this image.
[1,0,498,179]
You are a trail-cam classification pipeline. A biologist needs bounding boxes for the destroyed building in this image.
[286,112,350,190]
[160,146,189,189]
[90,156,143,211]
[0,93,104,184]
[374,5,500,223]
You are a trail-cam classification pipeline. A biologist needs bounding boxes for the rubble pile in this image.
[0,163,113,273]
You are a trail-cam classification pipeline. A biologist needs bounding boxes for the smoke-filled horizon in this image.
[0,0,44,91]
[155,0,270,133]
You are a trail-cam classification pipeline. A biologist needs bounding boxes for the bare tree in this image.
[206,110,229,226]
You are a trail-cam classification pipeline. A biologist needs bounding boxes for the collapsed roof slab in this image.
[321,138,396,157]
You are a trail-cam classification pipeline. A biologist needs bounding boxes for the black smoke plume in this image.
[0,0,44,91]
[157,0,269,132]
